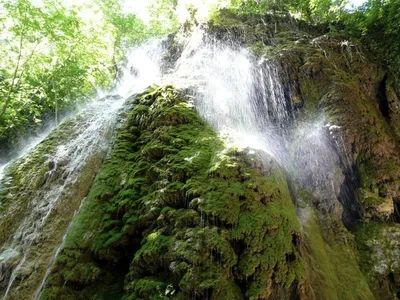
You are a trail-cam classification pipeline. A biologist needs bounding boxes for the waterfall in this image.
[0,29,347,299]
[163,29,344,199]
[166,29,292,159]
[0,40,165,299]
[162,28,346,217]
[1,95,125,300]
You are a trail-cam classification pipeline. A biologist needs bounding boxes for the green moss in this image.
[41,85,305,300]
[0,115,109,299]
[125,278,170,300]
[209,8,244,28]
[302,211,374,300]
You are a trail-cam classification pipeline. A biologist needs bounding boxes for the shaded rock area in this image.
[272,30,400,299]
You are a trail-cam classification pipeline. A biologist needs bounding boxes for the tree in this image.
[0,0,115,148]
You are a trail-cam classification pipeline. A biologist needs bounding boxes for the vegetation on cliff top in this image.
[0,0,175,152]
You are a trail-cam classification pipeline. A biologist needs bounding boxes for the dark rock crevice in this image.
[338,167,363,229]
[377,73,390,120]
[393,197,400,223]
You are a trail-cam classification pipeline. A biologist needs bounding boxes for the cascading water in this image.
[0,27,349,299]
[162,28,348,223]
[34,199,86,300]
[165,29,344,191]
[0,40,165,299]
[167,29,292,158]
[1,96,125,300]
[0,127,55,188]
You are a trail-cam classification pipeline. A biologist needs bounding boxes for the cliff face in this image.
[210,12,400,299]
[0,123,105,299]
[39,32,400,299]
[273,24,400,300]
[0,96,125,299]
[1,12,400,300]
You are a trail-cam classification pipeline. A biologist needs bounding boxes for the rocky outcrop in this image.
[278,32,400,300]
[40,86,306,299]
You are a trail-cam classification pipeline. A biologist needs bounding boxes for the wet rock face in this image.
[287,124,346,217]
[386,77,400,140]
[2,13,400,299]
[272,29,400,298]
[248,30,400,226]
[355,222,400,298]
[0,95,125,299]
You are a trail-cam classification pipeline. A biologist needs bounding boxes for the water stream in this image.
[1,95,126,300]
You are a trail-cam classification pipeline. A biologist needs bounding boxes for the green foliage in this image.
[0,0,187,152]
[209,0,346,24]
[99,0,178,55]
[342,0,400,77]
[0,0,115,150]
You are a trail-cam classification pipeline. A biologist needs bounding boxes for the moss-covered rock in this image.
[40,85,306,299]
[0,99,121,299]
[276,35,400,223]
[4,11,400,300]
[355,222,400,299]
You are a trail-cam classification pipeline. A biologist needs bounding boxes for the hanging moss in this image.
[299,209,374,300]
[40,85,305,300]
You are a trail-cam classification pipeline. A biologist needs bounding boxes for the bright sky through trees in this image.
[346,0,366,8]
[121,0,231,24]
[121,0,367,24]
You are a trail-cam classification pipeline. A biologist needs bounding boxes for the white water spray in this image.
[162,29,345,216]
[163,29,292,159]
